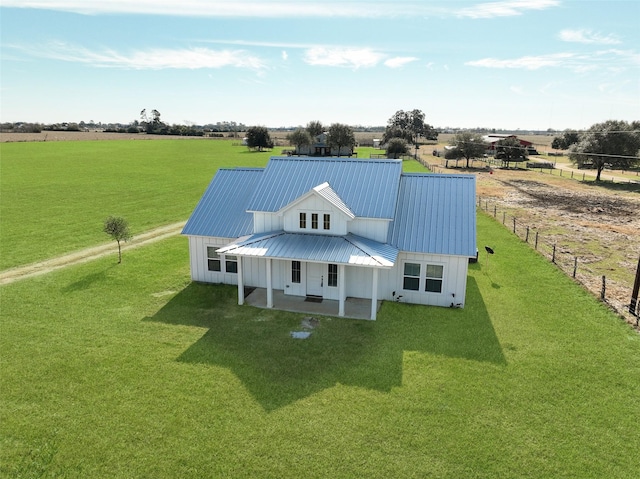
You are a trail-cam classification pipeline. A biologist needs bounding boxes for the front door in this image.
[306,263,324,297]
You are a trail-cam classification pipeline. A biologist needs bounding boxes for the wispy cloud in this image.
[457,0,559,19]
[384,57,419,68]
[2,0,560,19]
[1,1,444,18]
[467,53,573,70]
[466,49,640,72]
[10,42,267,70]
[559,29,621,45]
[303,47,386,69]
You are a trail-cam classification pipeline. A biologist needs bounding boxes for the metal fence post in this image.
[573,257,578,278]
[535,231,539,250]
[525,226,530,243]
[513,217,516,234]
[552,244,556,263]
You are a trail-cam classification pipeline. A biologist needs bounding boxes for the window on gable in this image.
[425,264,443,293]
[292,261,301,283]
[403,263,420,291]
[225,255,238,274]
[207,247,221,272]
[299,212,306,229]
[311,213,318,229]
[323,214,330,230]
[328,264,338,287]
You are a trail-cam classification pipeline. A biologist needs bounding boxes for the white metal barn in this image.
[182,156,476,320]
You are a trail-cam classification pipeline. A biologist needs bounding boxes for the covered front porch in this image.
[245,287,381,320]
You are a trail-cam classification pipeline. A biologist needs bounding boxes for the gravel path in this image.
[0,221,186,286]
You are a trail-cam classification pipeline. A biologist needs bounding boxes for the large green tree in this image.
[569,120,640,181]
[245,126,274,151]
[449,132,486,168]
[306,121,324,138]
[386,138,409,159]
[382,109,437,145]
[140,109,165,134]
[551,129,580,150]
[287,128,312,153]
[326,123,355,157]
[495,137,527,168]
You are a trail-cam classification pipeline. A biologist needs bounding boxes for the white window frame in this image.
[207,246,221,272]
[401,260,445,294]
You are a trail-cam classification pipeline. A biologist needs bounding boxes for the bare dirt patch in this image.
[474,167,640,326]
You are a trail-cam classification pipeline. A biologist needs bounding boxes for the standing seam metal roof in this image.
[218,232,398,268]
[246,157,402,219]
[181,168,263,238]
[388,174,477,257]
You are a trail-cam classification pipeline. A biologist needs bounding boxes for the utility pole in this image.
[630,255,640,317]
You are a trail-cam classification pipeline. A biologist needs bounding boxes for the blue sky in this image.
[1,1,638,130]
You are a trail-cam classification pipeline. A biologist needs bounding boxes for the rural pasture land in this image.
[0,140,275,270]
[1,138,639,477]
[1,215,639,478]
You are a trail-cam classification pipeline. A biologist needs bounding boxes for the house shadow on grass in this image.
[146,279,504,411]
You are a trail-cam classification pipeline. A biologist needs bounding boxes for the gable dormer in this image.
[278,182,355,235]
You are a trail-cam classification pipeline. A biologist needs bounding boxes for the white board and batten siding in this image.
[348,218,390,243]
[252,213,283,234]
[380,252,469,307]
[189,236,285,289]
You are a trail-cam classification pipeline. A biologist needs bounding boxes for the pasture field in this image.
[0,141,422,270]
[0,140,273,270]
[1,214,639,478]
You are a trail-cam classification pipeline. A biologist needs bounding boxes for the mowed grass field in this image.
[0,141,416,270]
[1,140,639,478]
[0,140,274,270]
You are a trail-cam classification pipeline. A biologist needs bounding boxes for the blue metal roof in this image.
[182,168,263,238]
[246,157,402,219]
[218,232,398,268]
[388,174,477,257]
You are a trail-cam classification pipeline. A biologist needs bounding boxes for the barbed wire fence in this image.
[477,197,639,328]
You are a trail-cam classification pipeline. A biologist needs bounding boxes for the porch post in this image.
[237,256,244,305]
[266,258,273,308]
[370,267,379,320]
[338,264,346,317]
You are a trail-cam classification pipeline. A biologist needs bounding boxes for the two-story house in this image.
[182,156,476,320]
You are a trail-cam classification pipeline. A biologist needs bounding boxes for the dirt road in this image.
[0,222,186,286]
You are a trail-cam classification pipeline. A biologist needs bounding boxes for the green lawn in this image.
[0,141,428,270]
[0,140,274,270]
[1,214,638,478]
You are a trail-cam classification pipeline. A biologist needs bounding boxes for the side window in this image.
[311,213,318,229]
[225,255,238,274]
[403,263,420,291]
[323,214,330,230]
[292,261,301,283]
[207,247,221,272]
[328,264,338,287]
[425,264,443,293]
[299,212,306,229]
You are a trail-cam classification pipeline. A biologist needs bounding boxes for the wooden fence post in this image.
[525,226,530,243]
[630,256,640,317]
[573,257,578,278]
[535,231,539,250]
[552,244,556,263]
[513,217,516,234]
[601,275,606,300]
[493,205,497,218]
[502,212,506,225]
